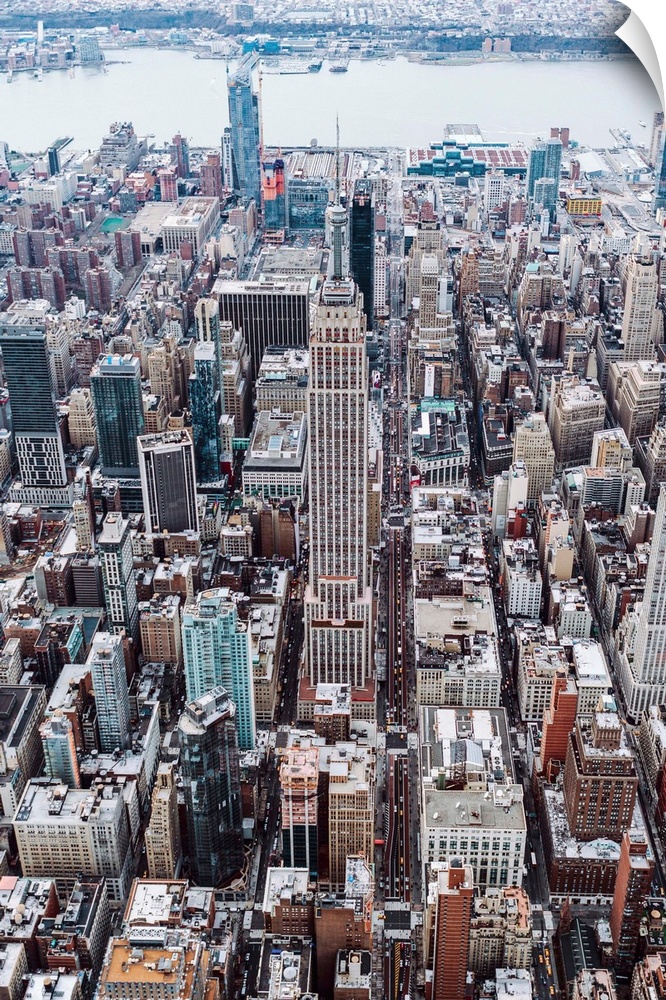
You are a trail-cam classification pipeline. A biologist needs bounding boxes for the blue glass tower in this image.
[90,354,145,477]
[182,588,256,750]
[527,138,562,200]
[227,56,262,210]
[189,342,221,484]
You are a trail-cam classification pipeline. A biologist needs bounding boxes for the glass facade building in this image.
[350,179,375,328]
[189,342,221,484]
[182,588,256,750]
[227,57,262,210]
[178,687,244,887]
[0,323,67,488]
[90,354,145,477]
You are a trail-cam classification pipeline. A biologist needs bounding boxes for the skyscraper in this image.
[145,762,182,880]
[90,354,145,477]
[562,713,637,841]
[182,589,255,749]
[327,744,375,889]
[425,861,474,1000]
[178,687,244,887]
[227,56,261,210]
[40,714,81,787]
[0,321,67,494]
[512,412,556,505]
[620,250,661,361]
[137,431,199,534]
[303,183,373,710]
[221,127,238,191]
[610,832,654,980]
[262,157,286,231]
[280,745,319,879]
[189,342,222,484]
[350,179,375,328]
[170,132,190,179]
[527,137,562,200]
[195,296,224,398]
[200,152,223,200]
[88,632,131,753]
[214,277,310,381]
[653,130,666,214]
[619,485,666,720]
[98,512,139,641]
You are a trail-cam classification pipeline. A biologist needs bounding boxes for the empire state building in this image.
[300,193,375,718]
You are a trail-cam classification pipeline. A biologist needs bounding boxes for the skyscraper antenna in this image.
[335,115,340,206]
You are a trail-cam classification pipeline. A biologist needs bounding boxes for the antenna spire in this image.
[335,115,340,206]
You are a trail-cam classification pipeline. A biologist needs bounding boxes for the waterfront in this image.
[0,47,660,153]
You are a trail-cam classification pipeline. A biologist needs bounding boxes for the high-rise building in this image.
[619,486,666,720]
[40,714,80,787]
[562,713,637,842]
[620,251,661,361]
[0,321,67,493]
[314,856,373,997]
[137,431,199,534]
[484,170,505,210]
[14,778,135,901]
[653,129,666,214]
[67,387,97,449]
[527,137,562,200]
[328,745,375,889]
[636,419,666,507]
[145,762,182,880]
[424,861,474,1000]
[90,354,145,477]
[468,885,532,977]
[548,375,605,471]
[512,412,555,505]
[608,361,661,445]
[221,127,237,191]
[350,179,375,328]
[610,832,654,980]
[227,56,261,209]
[303,193,373,712]
[178,687,244,887]
[280,746,319,879]
[181,589,255,749]
[262,157,286,231]
[195,296,224,393]
[98,512,139,641]
[170,132,190,179]
[213,277,310,381]
[139,595,182,667]
[200,152,223,200]
[88,632,131,753]
[189,342,222,484]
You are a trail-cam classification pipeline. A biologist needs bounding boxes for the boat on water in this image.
[638,120,647,127]
[329,59,350,73]
[6,71,12,83]
[308,60,322,72]
[33,67,43,81]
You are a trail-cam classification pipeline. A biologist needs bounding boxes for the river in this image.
[0,48,660,153]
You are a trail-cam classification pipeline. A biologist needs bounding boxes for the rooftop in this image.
[124,880,187,928]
